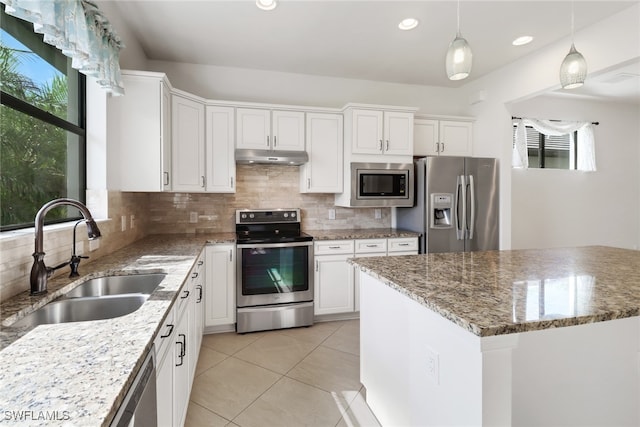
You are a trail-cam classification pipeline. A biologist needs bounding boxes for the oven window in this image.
[241,246,309,295]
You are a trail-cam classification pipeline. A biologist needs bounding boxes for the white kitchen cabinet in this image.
[173,295,190,427]
[172,93,206,192]
[205,106,236,193]
[313,237,419,315]
[236,108,305,151]
[300,112,343,193]
[314,240,355,316]
[414,118,473,157]
[155,305,175,426]
[204,244,236,330]
[107,71,172,191]
[347,108,414,156]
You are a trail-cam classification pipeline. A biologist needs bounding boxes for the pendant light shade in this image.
[560,1,587,89]
[446,0,472,81]
[446,33,473,80]
[559,43,587,89]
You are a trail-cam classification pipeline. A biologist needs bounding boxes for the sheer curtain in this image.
[513,118,596,171]
[1,0,125,95]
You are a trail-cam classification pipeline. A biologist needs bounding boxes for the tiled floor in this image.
[185,319,381,427]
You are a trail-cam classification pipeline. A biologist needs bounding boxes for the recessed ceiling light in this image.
[256,0,277,11]
[512,36,533,46]
[398,18,419,31]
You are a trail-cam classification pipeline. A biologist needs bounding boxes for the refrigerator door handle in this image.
[467,175,475,240]
[455,175,466,240]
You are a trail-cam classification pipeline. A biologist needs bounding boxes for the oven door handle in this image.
[236,241,313,249]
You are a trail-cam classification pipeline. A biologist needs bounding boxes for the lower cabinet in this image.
[204,244,236,330]
[155,252,205,427]
[314,237,418,316]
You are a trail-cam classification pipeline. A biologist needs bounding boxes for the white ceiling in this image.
[108,0,639,102]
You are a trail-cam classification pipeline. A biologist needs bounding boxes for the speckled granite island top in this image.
[0,232,235,426]
[350,246,640,337]
[307,228,420,240]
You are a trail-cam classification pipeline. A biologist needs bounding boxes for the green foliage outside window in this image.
[1,8,86,231]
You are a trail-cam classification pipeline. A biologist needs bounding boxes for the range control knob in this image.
[249,213,255,219]
[291,212,296,218]
[241,213,247,219]
[284,213,289,218]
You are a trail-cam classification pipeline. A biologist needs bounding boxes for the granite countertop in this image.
[0,232,235,426]
[307,228,420,241]
[350,246,640,337]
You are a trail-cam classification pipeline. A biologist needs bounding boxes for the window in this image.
[513,124,577,170]
[1,6,86,231]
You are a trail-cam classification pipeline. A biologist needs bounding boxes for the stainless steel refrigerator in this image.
[396,156,499,253]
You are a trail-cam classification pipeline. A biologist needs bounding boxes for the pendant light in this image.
[446,0,472,81]
[559,1,587,89]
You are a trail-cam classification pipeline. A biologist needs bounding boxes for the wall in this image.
[147,165,390,234]
[146,60,467,116]
[458,4,640,250]
[510,96,639,249]
[0,192,150,300]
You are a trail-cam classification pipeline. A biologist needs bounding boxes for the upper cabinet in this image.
[205,106,236,193]
[414,117,473,157]
[107,71,172,191]
[345,107,414,157]
[172,93,206,192]
[300,113,343,193]
[236,108,305,151]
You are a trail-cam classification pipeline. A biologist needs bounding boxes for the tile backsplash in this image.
[147,165,391,234]
[1,165,389,301]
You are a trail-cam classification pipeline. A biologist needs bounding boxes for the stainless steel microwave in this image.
[350,162,414,207]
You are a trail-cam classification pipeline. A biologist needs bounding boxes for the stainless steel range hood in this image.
[235,149,309,165]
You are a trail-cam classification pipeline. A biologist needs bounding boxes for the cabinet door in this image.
[351,109,384,154]
[413,119,439,157]
[301,113,343,193]
[205,245,236,327]
[205,106,236,193]
[272,110,305,151]
[156,340,174,427]
[439,121,473,157]
[174,306,190,427]
[236,108,271,150]
[383,111,413,156]
[314,254,354,315]
[172,95,205,191]
[109,73,167,191]
[161,83,172,190]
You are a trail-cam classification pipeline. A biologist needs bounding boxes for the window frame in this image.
[1,6,87,232]
[513,123,578,170]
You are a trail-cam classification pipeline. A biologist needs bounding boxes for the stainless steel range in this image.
[235,209,314,333]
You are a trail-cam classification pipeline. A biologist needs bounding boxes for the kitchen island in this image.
[352,246,640,426]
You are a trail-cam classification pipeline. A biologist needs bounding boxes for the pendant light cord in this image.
[456,0,461,35]
[570,0,575,43]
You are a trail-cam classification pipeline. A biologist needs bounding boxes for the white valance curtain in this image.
[512,118,596,171]
[1,0,125,95]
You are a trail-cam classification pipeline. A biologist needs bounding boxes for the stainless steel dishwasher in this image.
[110,347,158,427]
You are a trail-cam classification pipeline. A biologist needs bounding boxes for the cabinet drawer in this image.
[314,240,355,255]
[388,237,419,253]
[355,239,387,254]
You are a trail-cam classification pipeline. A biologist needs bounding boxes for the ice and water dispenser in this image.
[430,193,453,229]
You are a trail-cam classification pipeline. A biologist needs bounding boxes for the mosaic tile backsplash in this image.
[1,165,389,300]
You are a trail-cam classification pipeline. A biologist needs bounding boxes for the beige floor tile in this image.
[287,345,361,393]
[185,401,229,427]
[233,377,348,427]
[234,333,317,374]
[201,331,265,355]
[277,321,342,345]
[195,346,228,377]
[190,357,281,420]
[323,320,360,356]
[335,388,381,427]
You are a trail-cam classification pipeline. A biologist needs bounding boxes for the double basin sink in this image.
[12,273,166,328]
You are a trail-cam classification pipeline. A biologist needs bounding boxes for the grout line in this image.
[185,400,232,426]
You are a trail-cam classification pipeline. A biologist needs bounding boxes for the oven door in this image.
[236,241,314,307]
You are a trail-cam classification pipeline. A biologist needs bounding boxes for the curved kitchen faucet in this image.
[30,198,102,295]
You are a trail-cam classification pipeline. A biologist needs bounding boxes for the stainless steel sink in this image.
[11,294,149,328]
[63,273,166,298]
